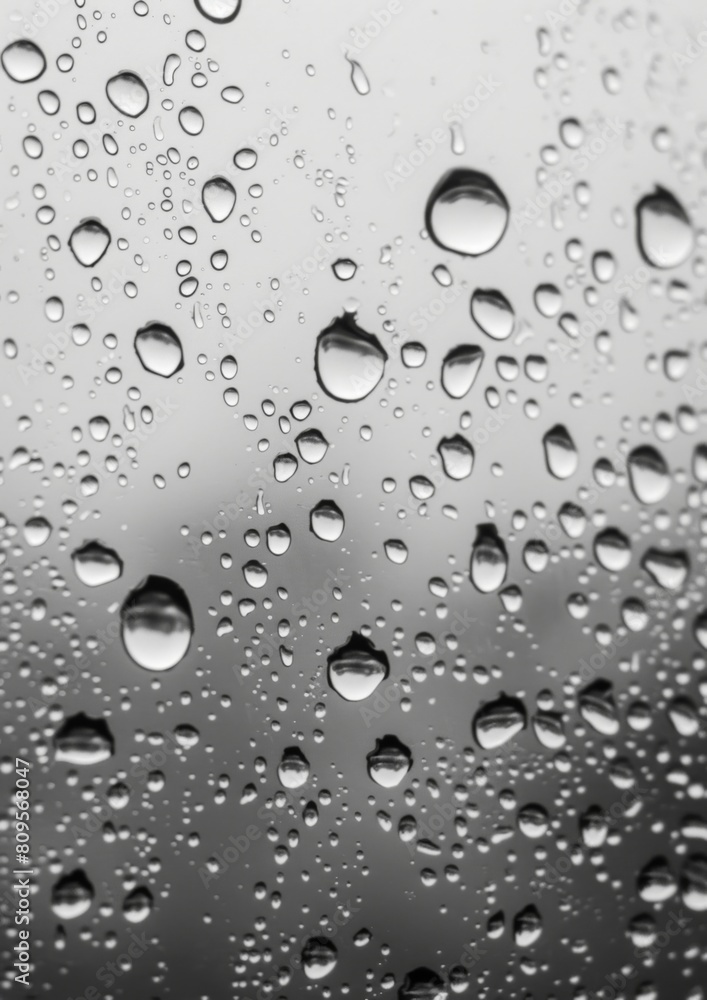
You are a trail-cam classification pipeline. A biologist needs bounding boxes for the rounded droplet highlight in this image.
[202,176,236,222]
[69,219,111,268]
[635,187,693,269]
[134,322,184,378]
[366,735,412,787]
[315,314,387,402]
[426,168,509,257]
[328,632,389,702]
[72,541,123,587]
[120,575,193,671]
[2,41,46,83]
[106,71,149,118]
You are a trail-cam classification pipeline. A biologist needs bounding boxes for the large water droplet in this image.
[194,0,241,22]
[123,887,154,923]
[367,735,412,787]
[302,937,338,980]
[636,187,694,268]
[426,169,509,257]
[473,695,527,749]
[681,855,707,911]
[470,288,514,340]
[627,445,670,504]
[310,500,345,542]
[315,314,387,402]
[51,871,94,920]
[641,548,689,592]
[106,71,149,118]
[441,345,484,398]
[278,747,310,788]
[72,541,123,587]
[202,176,236,222]
[69,219,111,267]
[637,856,678,902]
[1,41,46,83]
[399,967,447,1000]
[578,680,619,736]
[54,713,114,765]
[470,525,508,593]
[120,575,193,671]
[594,527,631,572]
[542,424,578,479]
[438,435,474,480]
[134,322,184,378]
[328,632,389,701]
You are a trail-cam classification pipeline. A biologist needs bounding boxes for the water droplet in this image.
[637,856,678,902]
[441,345,484,398]
[627,445,670,504]
[310,500,345,542]
[399,967,447,1000]
[315,314,387,402]
[367,735,412,787]
[302,937,338,979]
[641,548,689,592]
[348,57,370,95]
[120,575,193,671]
[327,632,389,701]
[123,887,153,923]
[1,41,46,83]
[51,871,94,920]
[134,322,184,377]
[542,424,578,480]
[195,0,242,22]
[278,747,310,788]
[470,289,514,340]
[106,71,150,118]
[636,187,694,268]
[69,219,111,267]
[72,541,123,587]
[202,176,236,222]
[594,528,631,572]
[426,168,509,257]
[473,695,526,749]
[470,525,508,593]
[681,855,707,911]
[578,680,619,736]
[54,713,115,765]
[438,435,474,480]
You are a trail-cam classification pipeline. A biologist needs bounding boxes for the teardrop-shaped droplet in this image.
[636,187,693,268]
[426,168,509,257]
[310,500,344,542]
[51,870,94,920]
[1,40,46,83]
[470,525,508,593]
[295,428,329,464]
[542,424,578,479]
[106,71,149,117]
[134,322,184,378]
[441,344,484,398]
[302,937,338,980]
[202,176,236,222]
[627,444,670,504]
[438,435,474,480]
[120,575,193,671]
[327,632,389,702]
[641,548,689,592]
[72,541,123,587]
[278,747,310,788]
[348,57,370,95]
[315,314,387,402]
[69,219,111,267]
[54,713,114,765]
[470,289,515,340]
[194,0,241,22]
[367,735,412,787]
[473,695,527,749]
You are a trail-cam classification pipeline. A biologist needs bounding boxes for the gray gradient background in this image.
[1,0,706,998]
